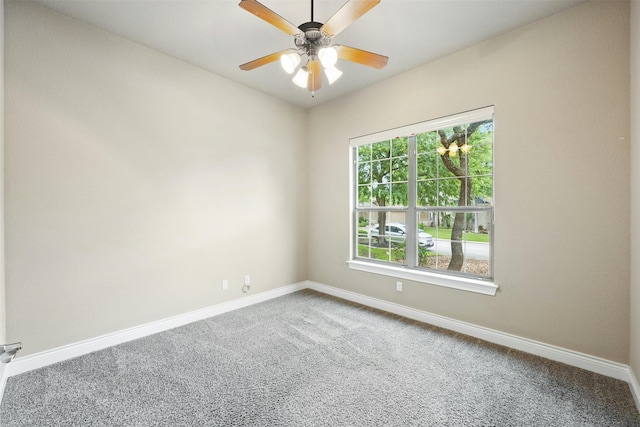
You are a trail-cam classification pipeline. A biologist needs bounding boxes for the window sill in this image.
[346,260,498,296]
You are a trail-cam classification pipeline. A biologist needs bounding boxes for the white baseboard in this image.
[0,362,7,405]
[5,282,306,378]
[306,281,631,382]
[630,367,640,410]
[1,280,635,410]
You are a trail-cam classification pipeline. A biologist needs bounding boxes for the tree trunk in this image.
[376,195,387,246]
[377,211,387,246]
[448,212,465,270]
[448,175,472,271]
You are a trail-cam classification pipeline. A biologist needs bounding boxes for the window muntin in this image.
[351,107,494,285]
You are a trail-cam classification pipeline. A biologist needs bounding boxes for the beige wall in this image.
[307,1,631,363]
[631,0,640,376]
[5,1,307,356]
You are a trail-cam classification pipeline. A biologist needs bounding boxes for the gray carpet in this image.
[1,289,639,426]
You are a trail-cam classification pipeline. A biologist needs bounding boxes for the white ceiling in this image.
[32,0,587,109]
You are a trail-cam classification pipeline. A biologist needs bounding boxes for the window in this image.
[349,107,497,295]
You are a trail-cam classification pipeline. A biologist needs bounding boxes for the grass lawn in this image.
[358,244,405,262]
[421,227,490,243]
[357,244,437,263]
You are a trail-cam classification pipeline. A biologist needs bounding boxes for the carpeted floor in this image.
[1,289,639,426]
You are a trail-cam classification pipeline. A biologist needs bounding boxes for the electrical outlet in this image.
[396,281,403,292]
[221,279,228,290]
[242,275,251,293]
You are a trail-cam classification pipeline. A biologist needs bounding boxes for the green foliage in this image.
[358,122,493,209]
[416,122,493,207]
[357,137,409,208]
[418,246,435,265]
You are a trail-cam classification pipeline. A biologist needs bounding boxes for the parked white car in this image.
[369,222,434,248]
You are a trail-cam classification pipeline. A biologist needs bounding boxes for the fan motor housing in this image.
[296,21,330,55]
[298,21,323,36]
[299,21,324,41]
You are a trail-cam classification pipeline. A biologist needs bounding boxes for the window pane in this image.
[356,211,374,246]
[390,182,408,207]
[470,175,493,206]
[462,211,492,239]
[391,137,408,158]
[372,140,391,160]
[356,211,407,266]
[436,151,461,179]
[358,145,371,163]
[417,210,491,278]
[391,162,408,182]
[417,131,438,154]
[468,143,493,177]
[357,185,372,207]
[417,180,437,206]
[438,178,462,206]
[467,121,494,147]
[358,161,371,185]
[372,160,390,182]
[390,139,409,207]
[371,183,389,206]
[417,152,437,181]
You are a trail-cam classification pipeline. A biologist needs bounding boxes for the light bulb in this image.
[437,146,447,156]
[323,66,343,85]
[292,68,309,88]
[318,46,338,68]
[280,52,301,74]
[460,143,472,154]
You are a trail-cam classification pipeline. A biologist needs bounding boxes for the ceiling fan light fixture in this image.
[292,67,309,88]
[280,51,301,74]
[318,46,338,68]
[324,66,343,84]
[239,0,388,96]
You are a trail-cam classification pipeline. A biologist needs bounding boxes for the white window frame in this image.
[348,106,498,296]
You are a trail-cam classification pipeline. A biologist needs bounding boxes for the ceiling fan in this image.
[239,0,388,95]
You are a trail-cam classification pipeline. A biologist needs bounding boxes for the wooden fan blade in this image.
[321,0,380,38]
[307,59,322,92]
[239,50,289,71]
[239,0,302,36]
[334,45,388,69]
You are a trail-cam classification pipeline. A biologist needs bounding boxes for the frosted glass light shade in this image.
[292,68,309,88]
[280,52,301,74]
[318,46,338,68]
[324,66,343,85]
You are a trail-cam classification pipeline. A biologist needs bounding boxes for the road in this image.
[430,239,490,260]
